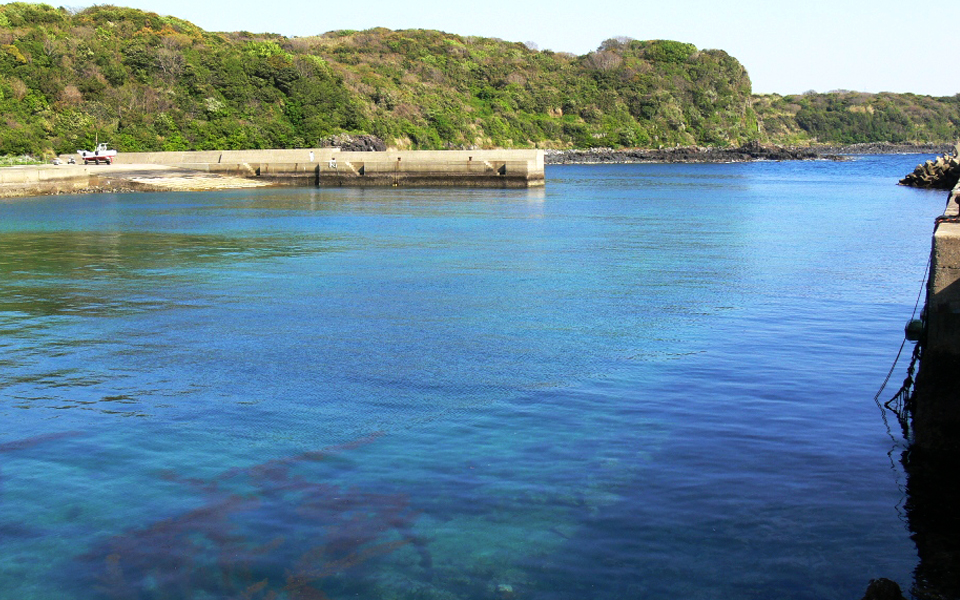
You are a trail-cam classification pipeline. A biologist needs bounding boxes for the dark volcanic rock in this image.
[820,142,955,155]
[899,144,960,189]
[319,134,387,152]
[544,142,829,165]
[732,141,822,160]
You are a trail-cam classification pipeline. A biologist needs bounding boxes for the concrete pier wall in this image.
[110,148,341,166]
[0,164,98,197]
[927,186,960,353]
[2,148,545,198]
[913,180,960,452]
[108,148,546,188]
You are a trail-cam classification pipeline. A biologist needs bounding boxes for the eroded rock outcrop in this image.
[319,134,387,152]
[900,144,960,189]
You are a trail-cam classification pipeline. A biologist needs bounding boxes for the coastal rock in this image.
[319,134,387,152]
[860,578,907,600]
[544,142,826,165]
[816,142,955,155]
[900,144,960,189]
[733,140,821,161]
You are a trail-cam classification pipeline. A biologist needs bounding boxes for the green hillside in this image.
[754,91,960,145]
[0,2,956,156]
[0,3,758,155]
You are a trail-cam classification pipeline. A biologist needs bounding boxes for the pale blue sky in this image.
[33,0,960,96]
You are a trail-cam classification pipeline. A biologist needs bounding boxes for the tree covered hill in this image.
[0,2,956,156]
[754,91,960,145]
[0,3,757,154]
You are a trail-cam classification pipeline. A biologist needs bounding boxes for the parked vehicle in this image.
[77,143,117,165]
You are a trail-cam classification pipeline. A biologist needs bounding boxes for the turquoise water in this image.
[0,157,947,599]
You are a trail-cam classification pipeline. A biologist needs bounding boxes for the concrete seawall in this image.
[0,164,101,197]
[0,163,277,198]
[3,149,544,198]
[108,148,545,188]
[913,179,960,452]
[0,164,158,197]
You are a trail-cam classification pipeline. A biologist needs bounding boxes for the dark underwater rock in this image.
[860,578,907,600]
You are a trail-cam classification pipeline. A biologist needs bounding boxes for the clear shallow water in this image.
[0,156,947,599]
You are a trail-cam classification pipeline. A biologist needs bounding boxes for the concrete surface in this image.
[0,163,275,198]
[913,179,960,452]
[58,148,546,188]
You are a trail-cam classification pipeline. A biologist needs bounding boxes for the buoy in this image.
[905,319,925,342]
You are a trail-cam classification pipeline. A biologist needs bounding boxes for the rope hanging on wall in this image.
[873,257,930,442]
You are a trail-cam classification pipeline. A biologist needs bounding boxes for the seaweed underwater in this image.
[0,431,86,537]
[0,431,86,496]
[68,431,430,600]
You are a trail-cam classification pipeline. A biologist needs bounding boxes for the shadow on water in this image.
[902,447,960,600]
[875,371,960,600]
[882,341,960,599]
[0,432,86,539]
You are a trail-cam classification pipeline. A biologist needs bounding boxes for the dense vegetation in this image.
[0,3,756,155]
[0,2,957,156]
[753,92,960,145]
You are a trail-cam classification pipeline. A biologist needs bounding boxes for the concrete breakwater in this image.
[0,148,544,198]
[109,148,545,188]
[899,144,960,190]
[0,163,103,198]
[0,163,164,198]
[0,163,272,198]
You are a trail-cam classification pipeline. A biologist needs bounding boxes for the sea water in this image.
[0,156,947,599]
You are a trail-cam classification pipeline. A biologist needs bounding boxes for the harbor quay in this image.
[112,148,545,189]
[0,148,545,197]
[913,178,960,452]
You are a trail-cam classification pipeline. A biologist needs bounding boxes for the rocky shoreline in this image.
[544,141,955,165]
[545,142,827,164]
[812,142,955,155]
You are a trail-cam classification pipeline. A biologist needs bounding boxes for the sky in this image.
[32,0,960,96]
